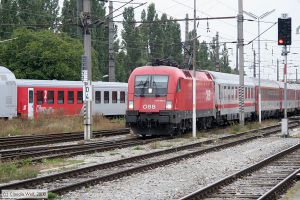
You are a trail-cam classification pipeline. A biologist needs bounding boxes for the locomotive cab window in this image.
[112,91,117,103]
[58,91,64,104]
[48,91,54,104]
[135,75,168,97]
[104,91,109,104]
[37,91,43,105]
[68,91,74,104]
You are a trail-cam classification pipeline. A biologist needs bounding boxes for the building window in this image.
[112,91,117,103]
[37,90,43,105]
[68,91,74,104]
[95,91,101,104]
[48,91,54,104]
[58,91,64,104]
[120,91,125,103]
[77,91,83,104]
[104,91,109,104]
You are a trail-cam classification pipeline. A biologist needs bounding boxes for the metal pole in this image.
[281,44,289,137]
[238,0,245,126]
[184,14,190,66]
[277,59,279,81]
[108,1,115,82]
[236,44,239,74]
[83,0,92,140]
[253,50,256,78]
[284,45,288,119]
[258,19,262,124]
[216,32,220,72]
[296,69,298,83]
[192,0,197,138]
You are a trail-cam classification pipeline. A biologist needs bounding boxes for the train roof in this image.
[16,79,127,88]
[0,66,16,81]
[133,66,213,81]
[205,71,255,86]
[251,78,280,88]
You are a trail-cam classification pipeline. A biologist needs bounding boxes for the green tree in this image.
[122,6,141,76]
[17,0,59,30]
[0,28,100,80]
[60,0,78,37]
[0,0,19,39]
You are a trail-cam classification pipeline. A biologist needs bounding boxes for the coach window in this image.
[48,91,54,104]
[112,91,117,103]
[68,91,74,104]
[95,91,101,104]
[120,91,125,103]
[77,91,83,104]
[37,91,43,105]
[58,91,64,104]
[104,91,109,104]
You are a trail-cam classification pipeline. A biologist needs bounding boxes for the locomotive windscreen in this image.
[134,75,168,97]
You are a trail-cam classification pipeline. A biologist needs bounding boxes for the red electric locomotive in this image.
[126,64,300,136]
[126,65,215,136]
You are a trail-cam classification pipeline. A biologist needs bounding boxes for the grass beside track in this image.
[0,158,83,183]
[0,114,125,137]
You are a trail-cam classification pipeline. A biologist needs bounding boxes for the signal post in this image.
[278,14,292,137]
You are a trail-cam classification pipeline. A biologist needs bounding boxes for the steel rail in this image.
[0,138,161,162]
[257,168,300,200]
[180,143,300,200]
[0,121,297,195]
[0,128,130,149]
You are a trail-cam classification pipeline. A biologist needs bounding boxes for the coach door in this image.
[28,88,34,119]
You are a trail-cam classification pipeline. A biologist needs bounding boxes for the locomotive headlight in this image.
[166,101,173,110]
[128,101,134,109]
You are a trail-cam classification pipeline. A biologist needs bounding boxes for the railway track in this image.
[180,143,300,200]
[0,121,298,196]
[0,137,160,162]
[0,128,130,150]
[1,121,298,162]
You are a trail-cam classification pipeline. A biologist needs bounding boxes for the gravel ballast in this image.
[61,136,300,200]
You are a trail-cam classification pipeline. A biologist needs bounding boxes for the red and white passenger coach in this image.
[0,66,128,119]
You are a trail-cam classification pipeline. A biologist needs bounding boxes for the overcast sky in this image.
[59,0,300,81]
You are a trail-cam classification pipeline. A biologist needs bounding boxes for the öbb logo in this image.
[143,104,156,110]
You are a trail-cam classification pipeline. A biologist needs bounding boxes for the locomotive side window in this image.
[77,91,83,104]
[37,91,44,105]
[120,91,125,103]
[176,79,181,92]
[112,91,117,103]
[95,91,101,104]
[104,91,109,104]
[68,91,74,104]
[48,91,54,104]
[58,91,64,104]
